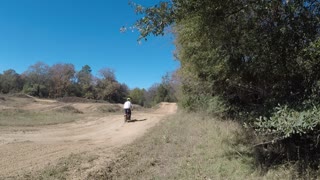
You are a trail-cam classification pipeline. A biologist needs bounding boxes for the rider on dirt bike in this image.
[123,98,132,122]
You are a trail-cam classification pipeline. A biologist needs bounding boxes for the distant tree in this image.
[0,73,2,92]
[129,88,146,106]
[22,62,50,97]
[0,69,23,93]
[147,73,178,104]
[48,63,76,98]
[99,68,116,82]
[142,73,177,107]
[145,83,159,107]
[155,84,169,102]
[95,68,127,102]
[76,65,94,98]
[159,72,177,102]
[118,83,130,103]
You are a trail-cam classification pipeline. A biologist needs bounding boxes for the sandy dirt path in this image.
[0,102,177,179]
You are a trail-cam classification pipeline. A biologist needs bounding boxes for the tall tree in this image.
[0,73,2,92]
[129,88,146,106]
[95,68,126,102]
[0,69,23,93]
[48,63,76,98]
[144,84,159,107]
[76,65,94,98]
[22,62,50,97]
[118,83,130,103]
[133,0,320,169]
[134,0,320,109]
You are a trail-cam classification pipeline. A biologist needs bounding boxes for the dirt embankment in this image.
[0,97,177,179]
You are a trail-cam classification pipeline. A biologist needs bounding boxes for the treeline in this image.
[0,62,177,105]
[130,72,177,107]
[134,0,320,176]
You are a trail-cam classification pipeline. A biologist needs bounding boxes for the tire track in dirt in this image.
[0,102,177,178]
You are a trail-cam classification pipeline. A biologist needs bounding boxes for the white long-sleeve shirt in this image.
[123,101,132,109]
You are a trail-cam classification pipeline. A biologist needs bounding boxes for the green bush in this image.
[206,96,228,116]
[254,105,320,173]
[23,84,49,97]
[255,105,320,139]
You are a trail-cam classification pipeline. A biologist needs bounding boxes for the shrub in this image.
[179,95,227,117]
[255,105,320,138]
[254,105,320,173]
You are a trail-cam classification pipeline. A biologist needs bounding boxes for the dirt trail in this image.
[0,102,177,179]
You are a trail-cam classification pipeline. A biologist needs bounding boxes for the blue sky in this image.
[0,0,179,89]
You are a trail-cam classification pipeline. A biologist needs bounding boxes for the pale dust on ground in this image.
[0,96,177,179]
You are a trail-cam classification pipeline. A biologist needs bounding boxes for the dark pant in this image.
[124,109,131,116]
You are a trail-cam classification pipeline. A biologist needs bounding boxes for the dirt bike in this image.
[124,109,131,123]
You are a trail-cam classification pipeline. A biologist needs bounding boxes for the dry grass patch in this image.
[55,105,83,114]
[86,113,254,179]
[87,112,306,180]
[0,96,34,108]
[97,104,122,113]
[20,153,100,180]
[0,109,83,126]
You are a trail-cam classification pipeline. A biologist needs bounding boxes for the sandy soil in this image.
[0,97,177,179]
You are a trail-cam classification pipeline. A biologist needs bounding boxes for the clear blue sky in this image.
[0,0,179,89]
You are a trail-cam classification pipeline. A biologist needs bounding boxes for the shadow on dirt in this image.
[127,119,147,123]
